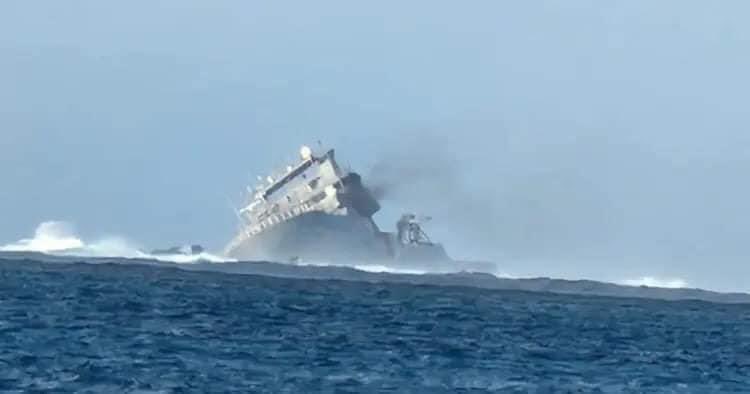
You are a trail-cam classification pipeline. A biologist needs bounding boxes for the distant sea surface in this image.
[1,259,749,393]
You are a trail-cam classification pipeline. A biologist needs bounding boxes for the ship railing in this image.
[245,201,315,236]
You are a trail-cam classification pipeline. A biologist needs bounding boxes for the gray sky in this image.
[1,1,749,291]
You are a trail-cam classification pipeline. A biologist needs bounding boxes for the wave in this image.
[0,253,743,303]
[620,276,689,289]
[0,221,84,253]
[291,258,515,277]
[0,223,692,292]
[288,260,427,275]
[0,221,512,277]
[353,264,427,275]
[0,221,232,264]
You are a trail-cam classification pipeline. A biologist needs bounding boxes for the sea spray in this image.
[0,221,232,264]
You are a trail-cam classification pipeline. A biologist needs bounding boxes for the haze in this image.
[1,1,748,292]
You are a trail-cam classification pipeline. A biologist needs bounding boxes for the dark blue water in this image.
[1,260,749,393]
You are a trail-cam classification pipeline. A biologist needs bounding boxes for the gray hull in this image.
[225,212,479,272]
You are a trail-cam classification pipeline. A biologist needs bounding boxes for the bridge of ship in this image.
[238,149,349,236]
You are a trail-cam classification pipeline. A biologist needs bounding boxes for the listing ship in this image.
[224,145,452,266]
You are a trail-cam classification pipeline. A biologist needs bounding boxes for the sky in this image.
[1,1,749,291]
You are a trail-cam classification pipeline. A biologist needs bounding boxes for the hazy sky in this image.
[2,1,749,291]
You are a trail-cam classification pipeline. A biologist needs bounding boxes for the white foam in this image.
[0,226,697,290]
[293,260,515,277]
[0,221,84,253]
[491,270,517,279]
[0,221,233,264]
[289,259,426,275]
[146,252,232,264]
[352,264,427,275]
[620,276,689,289]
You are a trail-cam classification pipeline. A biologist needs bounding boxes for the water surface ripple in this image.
[1,261,748,393]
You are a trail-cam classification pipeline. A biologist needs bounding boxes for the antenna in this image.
[225,195,243,226]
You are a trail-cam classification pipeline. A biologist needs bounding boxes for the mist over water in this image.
[360,134,708,291]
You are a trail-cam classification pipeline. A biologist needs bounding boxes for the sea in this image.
[1,258,749,393]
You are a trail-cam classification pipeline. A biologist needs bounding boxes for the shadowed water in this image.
[1,260,749,393]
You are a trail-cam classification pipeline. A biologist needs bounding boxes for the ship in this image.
[224,145,458,269]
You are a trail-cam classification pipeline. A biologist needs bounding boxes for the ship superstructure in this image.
[224,145,450,265]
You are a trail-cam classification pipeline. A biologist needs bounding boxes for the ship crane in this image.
[397,214,433,245]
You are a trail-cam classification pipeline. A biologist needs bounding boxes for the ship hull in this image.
[225,212,469,270]
[226,146,483,273]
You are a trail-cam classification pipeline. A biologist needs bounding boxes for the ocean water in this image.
[1,260,749,393]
